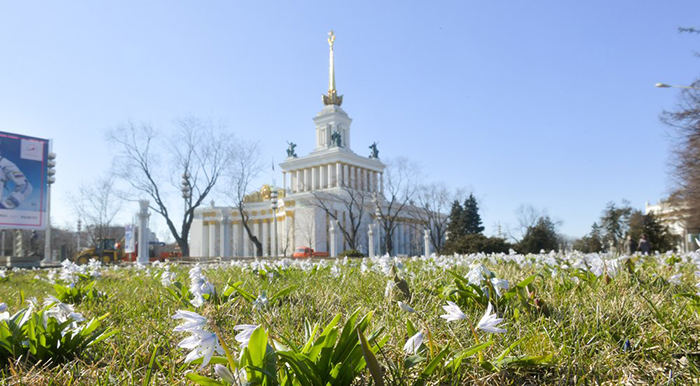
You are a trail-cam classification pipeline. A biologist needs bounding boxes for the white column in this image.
[137,200,150,264]
[368,224,374,258]
[326,164,332,189]
[311,166,316,191]
[220,215,231,258]
[232,222,239,257]
[256,221,263,257]
[296,170,302,193]
[424,229,431,258]
[262,220,269,257]
[374,172,379,192]
[304,168,309,191]
[349,166,355,189]
[330,220,337,258]
[335,162,341,187]
[242,223,249,257]
[209,222,218,257]
[380,172,384,194]
[283,172,287,193]
[404,223,410,255]
[320,165,326,189]
[201,221,209,258]
[398,223,404,255]
[343,164,349,188]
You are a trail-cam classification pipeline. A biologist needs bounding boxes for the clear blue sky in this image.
[0,1,698,240]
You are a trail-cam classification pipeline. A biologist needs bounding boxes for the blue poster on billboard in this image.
[0,131,50,230]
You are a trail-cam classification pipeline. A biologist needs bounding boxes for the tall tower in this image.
[314,31,353,151]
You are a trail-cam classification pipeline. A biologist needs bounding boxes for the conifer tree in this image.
[462,194,485,235]
[445,200,465,238]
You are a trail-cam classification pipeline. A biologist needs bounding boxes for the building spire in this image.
[322,30,343,106]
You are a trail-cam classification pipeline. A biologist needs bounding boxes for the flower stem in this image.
[464,317,482,362]
[210,322,237,371]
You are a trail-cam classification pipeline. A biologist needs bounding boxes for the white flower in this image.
[477,303,506,334]
[384,281,395,298]
[178,329,223,367]
[234,324,259,347]
[440,301,467,322]
[0,303,8,321]
[669,274,682,285]
[403,331,424,355]
[188,264,215,308]
[172,310,208,332]
[253,292,269,310]
[397,301,415,313]
[491,278,510,296]
[215,364,241,384]
[160,268,175,287]
[466,264,492,285]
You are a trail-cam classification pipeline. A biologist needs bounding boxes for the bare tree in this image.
[69,177,122,246]
[662,80,700,230]
[108,117,232,257]
[280,218,295,257]
[224,140,264,257]
[295,208,317,248]
[410,182,462,254]
[375,158,421,255]
[311,183,369,251]
[506,204,545,242]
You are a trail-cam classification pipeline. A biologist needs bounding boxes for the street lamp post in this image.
[372,192,381,256]
[44,152,56,263]
[77,219,82,251]
[271,190,278,257]
[181,172,191,257]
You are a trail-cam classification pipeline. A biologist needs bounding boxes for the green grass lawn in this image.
[1,253,699,385]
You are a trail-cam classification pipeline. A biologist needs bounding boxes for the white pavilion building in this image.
[190,32,426,258]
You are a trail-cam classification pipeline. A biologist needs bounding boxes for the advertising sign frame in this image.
[0,131,50,230]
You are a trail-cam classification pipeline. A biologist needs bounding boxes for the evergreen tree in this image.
[572,222,604,253]
[462,194,485,235]
[628,210,679,252]
[600,201,632,250]
[517,216,558,254]
[445,200,465,238]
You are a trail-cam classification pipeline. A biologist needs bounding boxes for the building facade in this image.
[190,32,428,258]
[645,199,699,252]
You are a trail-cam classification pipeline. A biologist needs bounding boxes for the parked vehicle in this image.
[292,246,330,258]
[73,238,181,264]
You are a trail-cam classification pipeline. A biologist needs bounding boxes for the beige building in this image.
[189,32,428,258]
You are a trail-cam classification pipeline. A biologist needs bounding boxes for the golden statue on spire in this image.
[323,30,343,106]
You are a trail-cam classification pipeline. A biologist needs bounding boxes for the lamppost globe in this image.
[181,172,191,199]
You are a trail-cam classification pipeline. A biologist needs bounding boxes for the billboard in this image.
[0,131,50,230]
[124,225,135,253]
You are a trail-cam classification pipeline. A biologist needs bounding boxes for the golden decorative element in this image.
[322,31,343,106]
[252,211,258,216]
[260,184,272,200]
[243,185,284,203]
